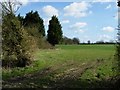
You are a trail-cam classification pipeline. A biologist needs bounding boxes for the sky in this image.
[16,0,118,43]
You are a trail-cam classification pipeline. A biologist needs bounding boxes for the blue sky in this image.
[16,1,117,43]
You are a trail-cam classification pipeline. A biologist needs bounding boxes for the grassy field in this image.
[2,44,117,88]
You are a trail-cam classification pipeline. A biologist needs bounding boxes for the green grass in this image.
[2,44,117,88]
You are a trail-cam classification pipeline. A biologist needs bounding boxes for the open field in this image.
[2,44,117,88]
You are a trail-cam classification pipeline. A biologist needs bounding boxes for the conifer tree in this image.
[47,16,63,46]
[24,11,45,37]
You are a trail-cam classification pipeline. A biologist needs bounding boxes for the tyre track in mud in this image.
[3,59,104,88]
[52,59,104,88]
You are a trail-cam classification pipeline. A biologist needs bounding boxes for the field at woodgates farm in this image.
[2,44,117,88]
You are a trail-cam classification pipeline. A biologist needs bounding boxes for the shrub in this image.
[2,14,35,68]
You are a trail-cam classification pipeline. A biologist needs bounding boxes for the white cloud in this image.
[89,11,93,14]
[42,5,59,17]
[1,0,116,3]
[61,20,70,24]
[70,22,87,30]
[102,26,114,32]
[20,0,29,5]
[84,35,89,38]
[93,0,115,2]
[99,34,112,41]
[43,18,51,26]
[105,4,111,9]
[75,29,85,33]
[28,0,116,2]
[33,0,41,2]
[19,0,41,5]
[63,2,91,18]
[69,22,87,33]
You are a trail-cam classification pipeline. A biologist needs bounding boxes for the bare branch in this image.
[1,0,22,15]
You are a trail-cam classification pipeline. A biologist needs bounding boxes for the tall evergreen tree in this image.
[47,16,63,46]
[23,11,45,37]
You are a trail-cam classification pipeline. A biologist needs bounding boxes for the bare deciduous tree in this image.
[0,0,22,15]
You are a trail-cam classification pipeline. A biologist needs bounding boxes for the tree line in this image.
[1,1,80,68]
[1,0,118,68]
[18,10,63,46]
[1,1,64,67]
[18,11,80,46]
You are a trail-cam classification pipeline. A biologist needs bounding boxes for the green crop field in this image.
[2,44,117,88]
